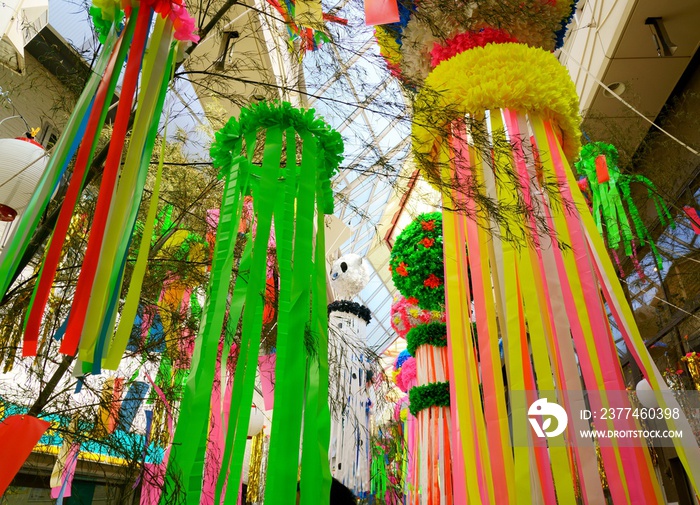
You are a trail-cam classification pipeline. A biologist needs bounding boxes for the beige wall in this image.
[0,50,74,146]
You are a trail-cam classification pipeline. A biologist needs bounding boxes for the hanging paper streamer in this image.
[372,0,700,497]
[0,415,51,495]
[684,206,700,234]
[15,0,196,367]
[407,37,700,503]
[50,442,80,500]
[258,353,276,411]
[164,101,342,504]
[117,381,150,431]
[265,0,346,53]
[0,20,120,304]
[364,0,399,26]
[574,141,674,272]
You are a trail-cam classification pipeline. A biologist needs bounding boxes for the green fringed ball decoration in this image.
[389,212,445,311]
[574,141,674,272]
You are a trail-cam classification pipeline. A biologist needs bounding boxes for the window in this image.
[214,31,239,71]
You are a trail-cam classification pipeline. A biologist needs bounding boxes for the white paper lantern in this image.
[248,404,265,437]
[0,138,49,221]
[636,378,659,409]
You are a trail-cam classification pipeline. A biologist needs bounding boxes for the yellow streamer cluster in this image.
[413,43,581,187]
[375,26,402,69]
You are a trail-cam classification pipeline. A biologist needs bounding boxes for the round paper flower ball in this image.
[393,353,417,393]
[391,294,446,339]
[389,212,444,311]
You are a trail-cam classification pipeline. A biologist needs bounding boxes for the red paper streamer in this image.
[684,206,700,234]
[430,28,517,68]
[22,34,126,357]
[0,415,51,494]
[364,0,399,25]
[595,154,609,183]
[61,6,152,356]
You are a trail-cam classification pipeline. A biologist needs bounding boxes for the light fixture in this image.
[645,17,677,57]
[603,82,626,98]
[0,137,49,222]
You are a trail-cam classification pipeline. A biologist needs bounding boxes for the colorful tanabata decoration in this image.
[389,212,444,311]
[390,213,451,505]
[4,1,198,373]
[164,101,343,504]
[390,294,445,340]
[377,1,700,503]
[328,253,374,497]
[574,141,674,275]
[265,0,347,52]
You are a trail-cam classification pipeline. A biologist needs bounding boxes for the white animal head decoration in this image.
[330,253,370,300]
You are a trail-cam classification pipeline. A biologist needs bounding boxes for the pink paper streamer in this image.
[50,444,79,500]
[258,354,276,411]
[140,373,176,505]
[541,120,654,504]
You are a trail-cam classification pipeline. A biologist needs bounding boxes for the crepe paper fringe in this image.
[413,43,581,190]
[406,322,447,356]
[327,300,372,324]
[574,141,675,271]
[408,382,450,416]
[430,28,517,68]
[390,294,445,339]
[165,101,342,504]
[389,212,445,311]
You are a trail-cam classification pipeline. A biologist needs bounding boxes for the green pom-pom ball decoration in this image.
[406,322,448,356]
[409,381,451,416]
[389,212,444,311]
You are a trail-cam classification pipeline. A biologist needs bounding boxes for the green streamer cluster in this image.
[389,212,445,310]
[574,142,674,270]
[406,322,447,356]
[165,101,343,505]
[211,101,343,213]
[408,381,451,416]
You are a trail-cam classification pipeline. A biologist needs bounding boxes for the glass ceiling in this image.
[304,0,411,353]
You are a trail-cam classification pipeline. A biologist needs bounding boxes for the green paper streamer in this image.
[300,191,332,505]
[163,143,249,503]
[217,127,281,505]
[166,102,341,504]
[575,141,675,271]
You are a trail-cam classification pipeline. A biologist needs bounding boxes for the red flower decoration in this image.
[423,274,442,289]
[396,262,409,277]
[676,369,684,375]
[430,28,518,68]
[407,297,419,305]
[419,237,435,248]
[421,220,435,231]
